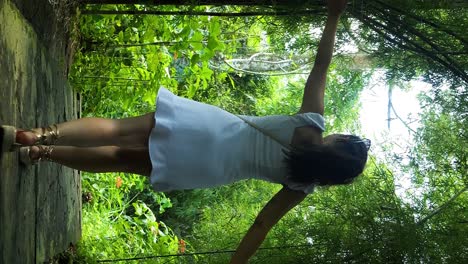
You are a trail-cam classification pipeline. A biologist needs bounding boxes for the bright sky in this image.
[359,71,432,198]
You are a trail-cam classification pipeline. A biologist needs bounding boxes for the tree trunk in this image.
[81,9,322,16]
[81,0,320,6]
[81,0,468,9]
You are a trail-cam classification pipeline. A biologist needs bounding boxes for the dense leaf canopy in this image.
[72,1,467,263]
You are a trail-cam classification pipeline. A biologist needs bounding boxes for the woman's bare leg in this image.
[29,145,152,176]
[17,113,155,147]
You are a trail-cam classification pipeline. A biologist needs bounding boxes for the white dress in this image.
[148,88,326,193]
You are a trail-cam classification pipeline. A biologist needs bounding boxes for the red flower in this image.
[115,176,123,189]
[179,239,186,254]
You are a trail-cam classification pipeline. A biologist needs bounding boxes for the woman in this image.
[1,0,368,262]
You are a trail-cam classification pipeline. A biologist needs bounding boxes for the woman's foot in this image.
[0,126,31,152]
[20,145,54,165]
[3,125,60,148]
[16,130,38,146]
[31,125,60,145]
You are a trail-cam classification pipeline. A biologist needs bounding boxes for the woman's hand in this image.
[328,0,348,16]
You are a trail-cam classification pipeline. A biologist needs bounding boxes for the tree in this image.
[80,0,467,88]
[72,2,467,262]
[82,0,468,9]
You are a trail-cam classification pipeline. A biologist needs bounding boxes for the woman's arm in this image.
[229,187,307,264]
[298,0,347,115]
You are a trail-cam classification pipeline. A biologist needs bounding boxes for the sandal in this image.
[32,124,60,145]
[0,124,60,153]
[19,145,55,165]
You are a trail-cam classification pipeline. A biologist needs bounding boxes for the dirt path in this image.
[0,0,81,262]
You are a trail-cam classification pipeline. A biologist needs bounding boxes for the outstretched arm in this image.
[229,187,307,264]
[298,0,347,115]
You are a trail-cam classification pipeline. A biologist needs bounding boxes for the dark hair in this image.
[283,135,369,186]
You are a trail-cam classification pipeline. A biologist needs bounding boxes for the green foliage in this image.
[79,172,179,262]
[269,1,468,87]
[71,6,285,262]
[71,2,466,263]
[255,60,368,133]
[249,157,460,263]
[405,88,468,263]
[352,3,467,87]
[411,87,466,200]
[161,180,280,263]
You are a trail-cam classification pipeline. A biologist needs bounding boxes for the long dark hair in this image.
[283,135,369,186]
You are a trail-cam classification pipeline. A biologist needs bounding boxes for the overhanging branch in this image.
[416,186,467,226]
[351,8,468,83]
[81,9,322,16]
[369,3,467,83]
[374,0,468,46]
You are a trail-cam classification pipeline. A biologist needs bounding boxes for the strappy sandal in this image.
[0,124,60,152]
[19,145,55,165]
[32,124,60,145]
